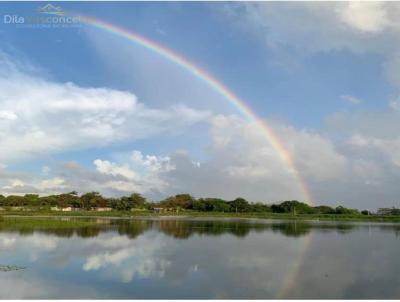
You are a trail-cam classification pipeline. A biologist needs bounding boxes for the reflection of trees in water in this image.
[270,222,312,237]
[0,219,104,238]
[368,224,400,237]
[115,220,152,239]
[269,222,359,237]
[2,218,400,239]
[75,227,102,238]
[154,220,265,238]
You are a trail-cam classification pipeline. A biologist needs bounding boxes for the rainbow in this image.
[78,15,312,204]
[75,14,315,298]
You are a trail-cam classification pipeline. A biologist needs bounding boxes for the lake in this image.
[0,217,399,299]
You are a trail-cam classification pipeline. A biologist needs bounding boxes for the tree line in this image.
[0,191,380,215]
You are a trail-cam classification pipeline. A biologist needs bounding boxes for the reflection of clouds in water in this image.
[1,230,172,283]
[120,258,171,283]
[0,233,59,262]
[76,229,306,297]
[82,233,171,282]
[0,272,109,299]
[167,232,304,298]
[0,233,58,251]
[0,274,57,299]
[0,227,299,298]
[285,231,400,299]
[84,248,131,270]
[0,236,16,249]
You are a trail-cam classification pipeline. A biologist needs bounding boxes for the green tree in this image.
[130,193,147,208]
[313,205,335,214]
[5,195,25,207]
[160,194,195,209]
[335,206,359,215]
[229,198,250,212]
[114,198,131,211]
[250,202,272,212]
[80,192,105,210]
[23,194,40,207]
[272,200,315,214]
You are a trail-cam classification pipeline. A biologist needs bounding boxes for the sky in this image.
[1,1,400,209]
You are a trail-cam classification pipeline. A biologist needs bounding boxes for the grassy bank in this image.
[1,209,400,222]
[0,216,101,229]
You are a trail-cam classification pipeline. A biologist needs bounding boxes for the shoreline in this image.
[2,211,400,223]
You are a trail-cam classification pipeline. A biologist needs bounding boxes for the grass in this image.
[0,216,100,229]
[1,209,400,222]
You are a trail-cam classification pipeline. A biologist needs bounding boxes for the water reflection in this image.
[2,218,400,239]
[0,218,399,299]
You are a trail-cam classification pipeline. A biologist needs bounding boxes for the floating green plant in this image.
[0,265,26,272]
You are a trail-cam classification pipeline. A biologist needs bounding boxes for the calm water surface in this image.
[0,217,399,299]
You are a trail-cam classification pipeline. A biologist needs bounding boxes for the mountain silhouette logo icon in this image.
[37,4,64,16]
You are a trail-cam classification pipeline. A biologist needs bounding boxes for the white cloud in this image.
[0,111,18,121]
[341,95,363,104]
[38,177,66,191]
[0,53,211,162]
[155,115,347,202]
[94,160,137,180]
[1,112,346,202]
[350,135,400,167]
[90,151,174,195]
[389,98,400,111]
[130,150,173,173]
[338,2,388,33]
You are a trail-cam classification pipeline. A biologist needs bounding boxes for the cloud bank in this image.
[0,52,211,162]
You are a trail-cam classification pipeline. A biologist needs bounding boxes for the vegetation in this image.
[0,217,99,229]
[0,192,147,211]
[0,192,399,221]
[0,265,26,272]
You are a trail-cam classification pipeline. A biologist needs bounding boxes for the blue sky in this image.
[1,2,400,209]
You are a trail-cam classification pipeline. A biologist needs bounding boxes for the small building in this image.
[167,207,181,213]
[95,207,112,212]
[377,208,393,215]
[61,207,72,212]
[10,206,23,211]
[131,208,146,212]
[151,207,180,213]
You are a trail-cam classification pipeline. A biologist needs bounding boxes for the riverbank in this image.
[1,210,400,222]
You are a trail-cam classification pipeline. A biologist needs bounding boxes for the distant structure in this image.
[151,207,180,213]
[51,206,72,212]
[95,207,112,212]
[152,207,165,213]
[377,208,394,215]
